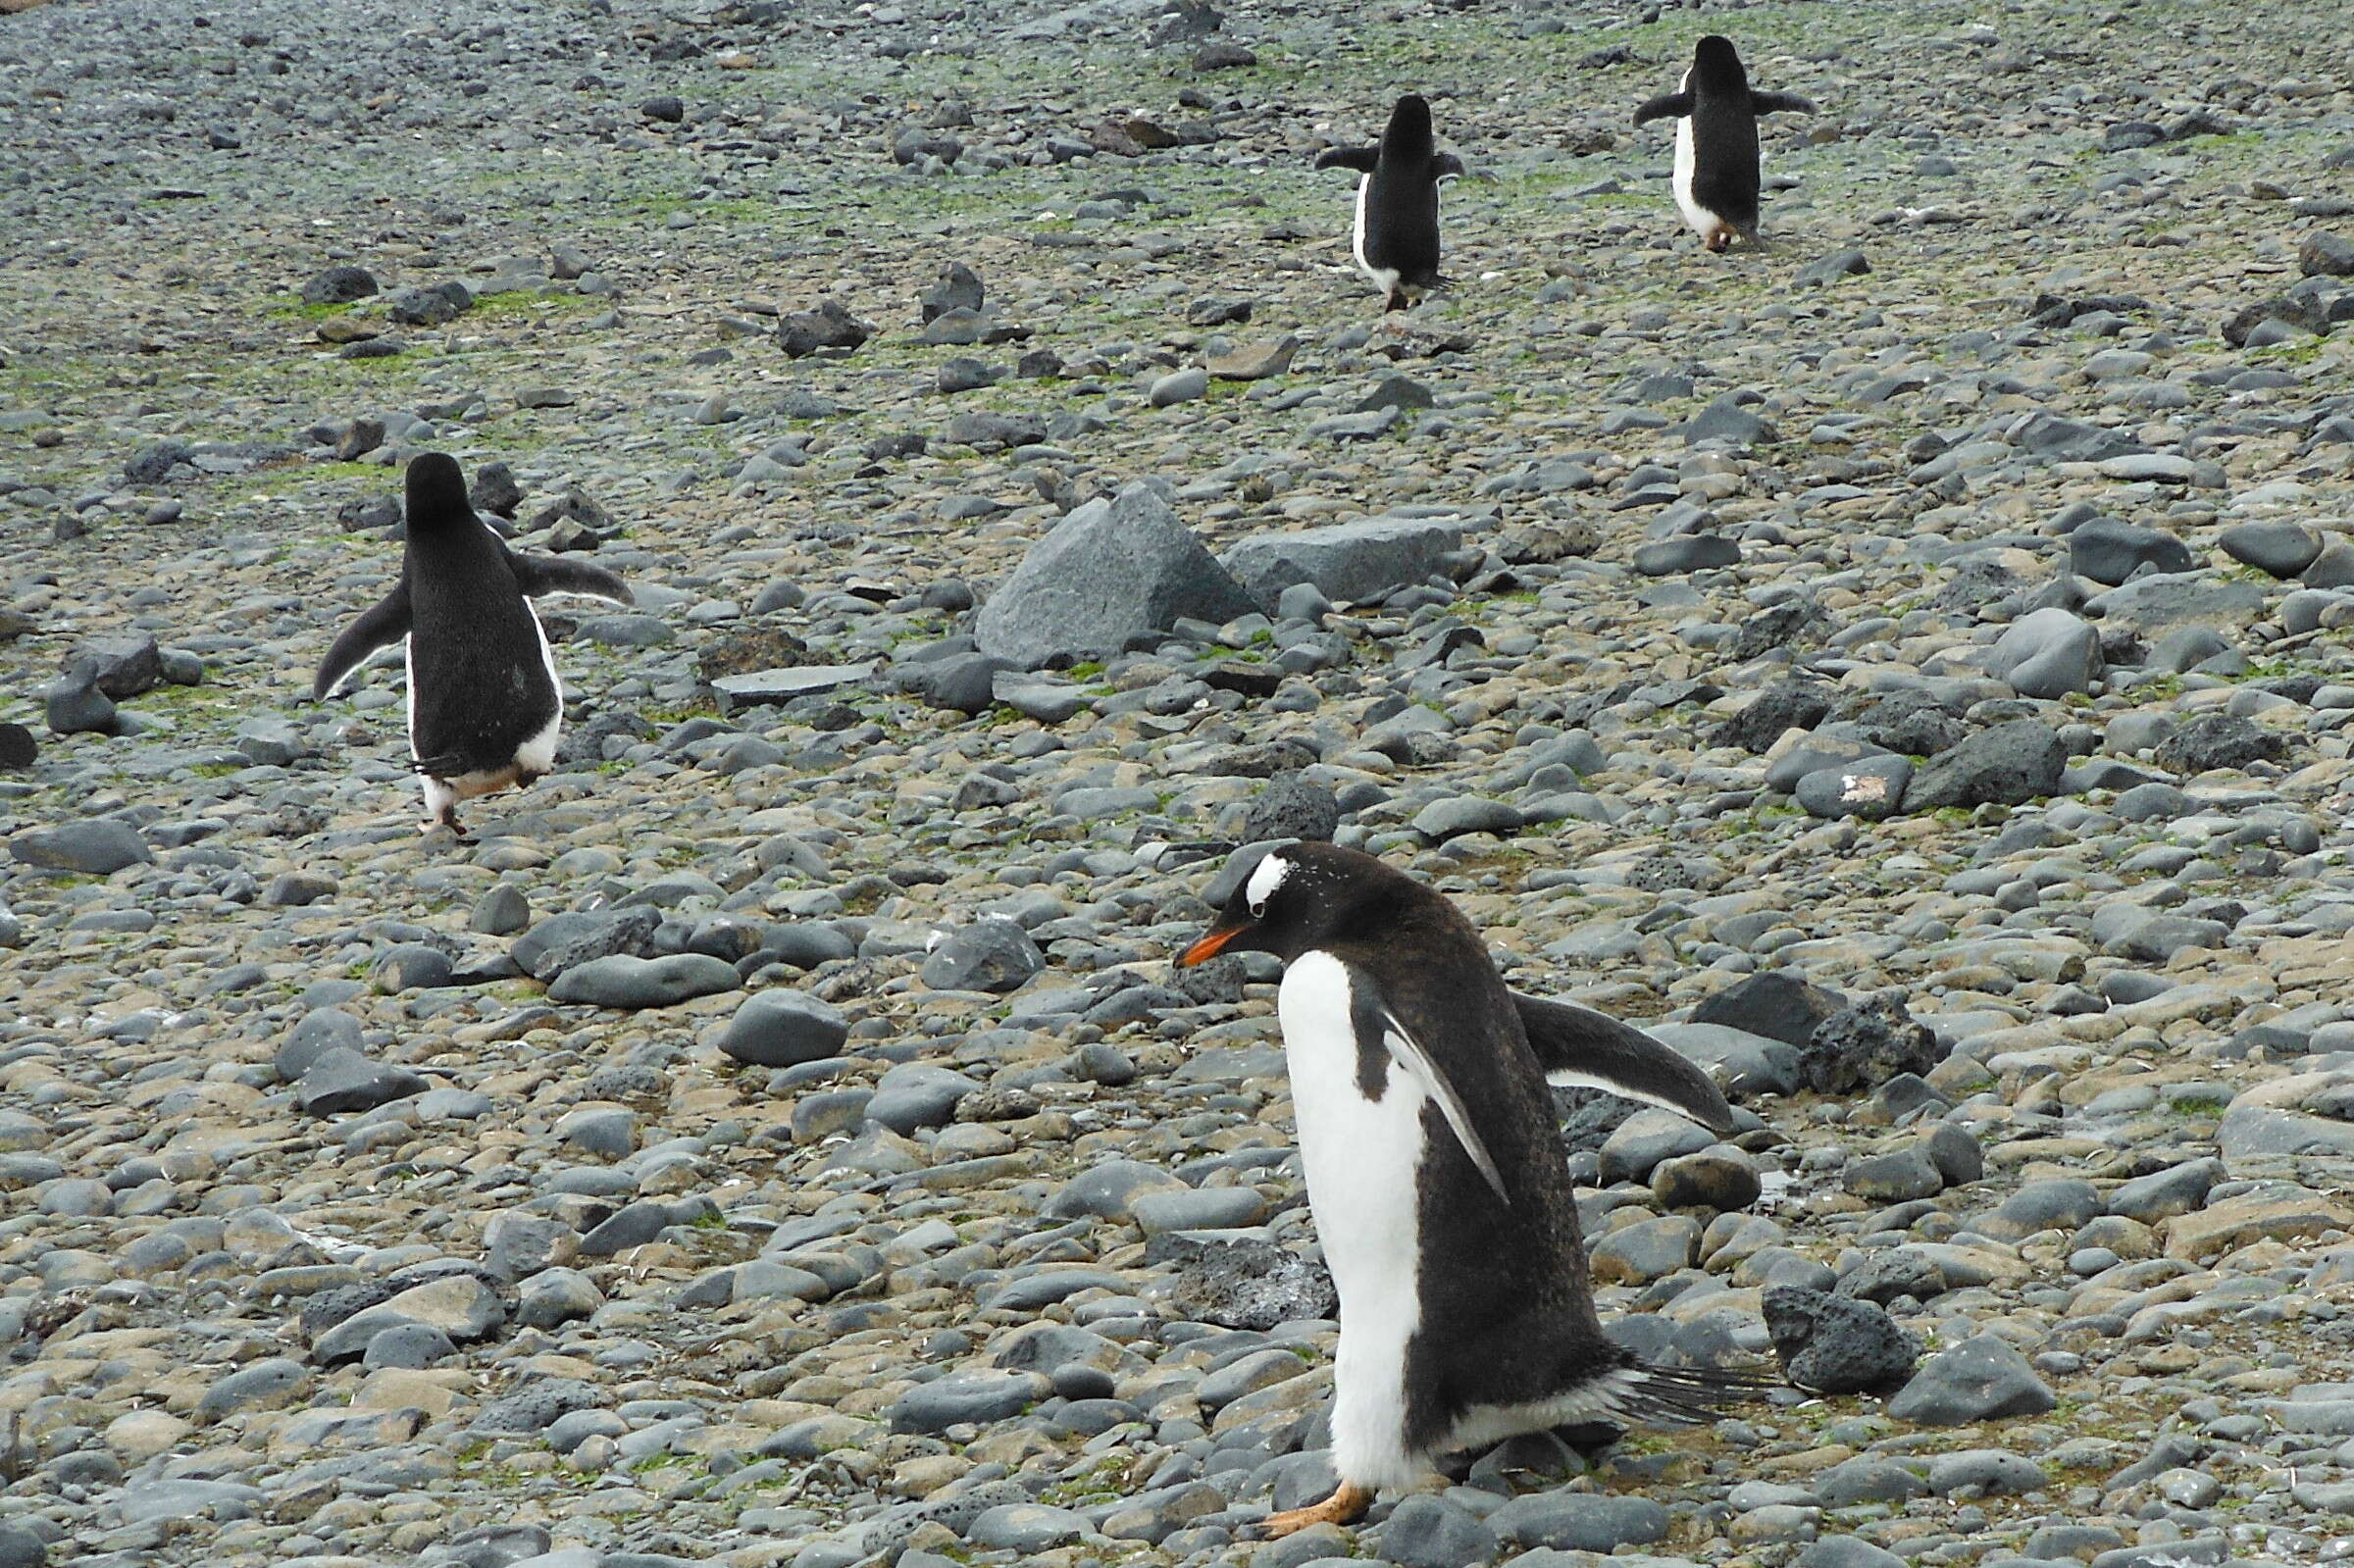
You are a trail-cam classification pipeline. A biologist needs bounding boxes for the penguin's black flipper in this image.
[1432,152,1466,181]
[1350,969,1512,1205]
[1511,991,1739,1135]
[314,584,412,701]
[508,553,635,606]
[1631,91,1693,126]
[1750,90,1817,115]
[1313,145,1379,174]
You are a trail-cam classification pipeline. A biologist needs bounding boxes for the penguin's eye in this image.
[1248,894,1268,919]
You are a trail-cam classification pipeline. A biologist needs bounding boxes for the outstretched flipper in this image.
[1352,971,1511,1205]
[1632,90,1693,126]
[313,584,412,701]
[1751,90,1817,115]
[508,552,634,605]
[1512,991,1738,1135]
[1313,145,1379,174]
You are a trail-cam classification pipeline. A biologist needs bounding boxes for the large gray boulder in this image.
[973,482,1259,667]
[1984,607,2101,699]
[1220,513,1464,605]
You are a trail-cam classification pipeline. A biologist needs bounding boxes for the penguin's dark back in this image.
[1320,868,1622,1446]
[1687,98,1765,226]
[402,524,556,767]
[1690,35,1750,97]
[1357,94,1447,286]
[1362,161,1445,285]
[1324,875,1600,1296]
[1380,95,1436,162]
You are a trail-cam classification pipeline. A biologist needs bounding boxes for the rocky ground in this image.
[3,0,2354,1565]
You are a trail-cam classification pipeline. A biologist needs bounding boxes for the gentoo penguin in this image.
[1313,95,1465,312]
[1179,842,1757,1537]
[313,452,634,836]
[1632,35,1816,252]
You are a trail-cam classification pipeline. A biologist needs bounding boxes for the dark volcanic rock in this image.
[10,818,151,875]
[1802,993,1939,1094]
[1691,971,1849,1049]
[510,906,663,983]
[1710,680,1834,753]
[1240,771,1341,842]
[1764,1286,1921,1393]
[1632,534,1741,575]
[300,265,379,305]
[44,671,118,737]
[1847,692,1966,757]
[1901,720,2067,811]
[779,298,872,358]
[2301,231,2354,278]
[294,1048,430,1115]
[469,460,525,519]
[125,439,196,484]
[921,262,984,323]
[2153,713,2289,774]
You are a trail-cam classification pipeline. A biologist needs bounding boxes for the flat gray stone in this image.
[546,953,740,1008]
[294,1048,430,1116]
[889,1371,1049,1434]
[1220,514,1464,605]
[711,664,877,712]
[9,819,151,875]
[1488,1492,1667,1551]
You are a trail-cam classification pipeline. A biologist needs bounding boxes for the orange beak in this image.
[1179,924,1245,967]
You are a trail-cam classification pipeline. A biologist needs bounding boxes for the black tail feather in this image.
[1612,1358,1780,1426]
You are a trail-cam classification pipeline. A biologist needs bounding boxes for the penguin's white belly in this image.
[1670,117,1714,237]
[1350,176,1401,297]
[509,598,564,779]
[1280,950,1430,1490]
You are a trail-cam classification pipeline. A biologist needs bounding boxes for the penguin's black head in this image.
[402,451,475,536]
[1691,34,1748,93]
[1381,94,1435,159]
[1180,840,1398,968]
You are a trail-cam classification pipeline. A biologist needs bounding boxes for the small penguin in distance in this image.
[1179,841,1763,1537]
[1313,94,1465,311]
[314,452,634,836]
[1633,35,1816,252]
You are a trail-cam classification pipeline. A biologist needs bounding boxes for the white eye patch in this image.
[1244,851,1292,917]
